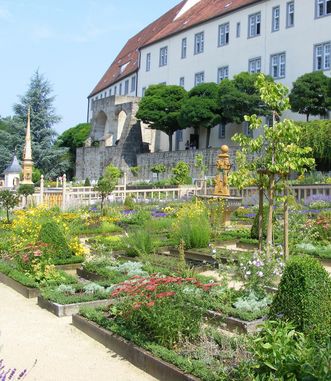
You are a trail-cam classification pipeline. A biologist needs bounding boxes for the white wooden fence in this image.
[29,175,331,210]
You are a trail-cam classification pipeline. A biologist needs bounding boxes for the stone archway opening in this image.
[117,110,127,142]
[93,111,107,141]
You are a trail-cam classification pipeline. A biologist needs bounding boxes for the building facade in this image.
[87,0,330,155]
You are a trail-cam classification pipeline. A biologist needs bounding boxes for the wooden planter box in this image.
[0,272,39,298]
[55,263,82,272]
[236,242,258,250]
[206,310,266,334]
[37,295,112,317]
[72,315,199,381]
[76,268,104,281]
[169,248,218,266]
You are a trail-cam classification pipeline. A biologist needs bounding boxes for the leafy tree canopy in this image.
[289,71,331,121]
[136,84,187,151]
[219,72,273,124]
[179,83,220,148]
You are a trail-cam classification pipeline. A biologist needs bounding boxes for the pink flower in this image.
[22,254,30,263]
[33,250,42,257]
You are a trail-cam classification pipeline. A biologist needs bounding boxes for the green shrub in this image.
[171,161,192,185]
[250,206,277,240]
[124,196,135,210]
[125,229,155,257]
[84,178,91,186]
[39,220,72,259]
[171,203,211,249]
[270,255,331,339]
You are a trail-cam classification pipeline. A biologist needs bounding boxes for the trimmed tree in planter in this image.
[151,164,166,182]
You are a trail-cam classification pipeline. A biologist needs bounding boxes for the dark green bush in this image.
[250,206,276,240]
[270,255,331,339]
[39,220,72,259]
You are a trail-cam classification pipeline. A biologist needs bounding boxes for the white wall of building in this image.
[137,0,331,151]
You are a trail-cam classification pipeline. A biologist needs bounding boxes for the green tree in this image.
[296,120,331,171]
[219,72,272,124]
[151,163,166,181]
[179,83,220,148]
[0,116,25,173]
[289,71,331,121]
[0,190,20,223]
[232,74,314,257]
[56,123,92,178]
[94,164,122,212]
[136,84,187,151]
[172,161,191,185]
[13,70,69,178]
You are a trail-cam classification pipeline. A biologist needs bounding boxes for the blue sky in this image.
[0,0,179,133]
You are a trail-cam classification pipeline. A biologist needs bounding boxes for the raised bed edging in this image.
[37,295,113,317]
[206,310,266,334]
[55,263,82,271]
[0,272,39,298]
[77,268,104,281]
[72,315,199,381]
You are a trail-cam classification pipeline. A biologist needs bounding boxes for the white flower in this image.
[257,271,264,277]
[245,271,251,276]
[212,249,217,254]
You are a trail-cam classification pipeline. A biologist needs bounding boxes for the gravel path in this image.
[0,283,156,381]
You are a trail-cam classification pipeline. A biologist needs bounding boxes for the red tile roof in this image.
[89,1,186,97]
[144,0,260,47]
[89,0,260,97]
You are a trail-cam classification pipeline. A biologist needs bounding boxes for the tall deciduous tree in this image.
[13,70,69,178]
[232,74,315,258]
[289,71,331,121]
[179,83,220,148]
[219,72,272,124]
[136,84,187,151]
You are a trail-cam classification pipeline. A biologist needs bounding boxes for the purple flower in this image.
[121,210,136,215]
[244,213,256,218]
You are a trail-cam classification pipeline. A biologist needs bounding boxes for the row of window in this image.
[93,76,137,101]
[146,1,331,71]
[175,41,330,89]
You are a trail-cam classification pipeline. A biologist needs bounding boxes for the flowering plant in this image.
[237,247,284,297]
[109,275,217,348]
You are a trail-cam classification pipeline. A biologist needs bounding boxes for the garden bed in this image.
[77,268,104,282]
[0,271,39,298]
[72,314,199,381]
[206,309,266,334]
[37,295,113,317]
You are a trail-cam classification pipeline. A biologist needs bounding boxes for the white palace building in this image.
[87,0,331,153]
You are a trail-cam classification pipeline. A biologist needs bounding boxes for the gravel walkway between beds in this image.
[0,283,156,381]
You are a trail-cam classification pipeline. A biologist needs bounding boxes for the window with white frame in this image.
[218,123,226,139]
[179,77,185,87]
[146,53,151,71]
[124,80,129,95]
[316,0,331,17]
[248,12,261,37]
[181,38,187,59]
[217,66,229,83]
[131,76,136,93]
[194,32,204,54]
[236,22,241,37]
[286,2,295,27]
[109,89,112,96]
[114,86,117,95]
[119,83,122,95]
[315,42,331,70]
[159,47,168,67]
[248,57,261,73]
[194,72,204,86]
[142,87,146,97]
[271,53,286,79]
[272,6,280,32]
[218,23,230,46]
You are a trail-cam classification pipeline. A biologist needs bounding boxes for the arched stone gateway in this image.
[76,96,149,181]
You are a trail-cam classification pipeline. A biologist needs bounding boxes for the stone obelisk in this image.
[21,107,34,184]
